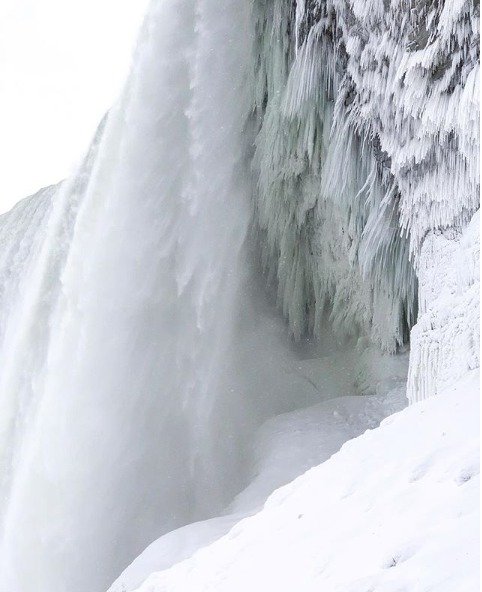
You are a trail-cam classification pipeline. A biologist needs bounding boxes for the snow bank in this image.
[131,370,479,592]
[228,384,406,514]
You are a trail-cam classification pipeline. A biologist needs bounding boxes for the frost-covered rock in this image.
[251,0,479,365]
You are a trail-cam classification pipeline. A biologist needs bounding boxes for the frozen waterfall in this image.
[0,0,478,591]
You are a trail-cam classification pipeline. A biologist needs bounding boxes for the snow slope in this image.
[108,363,407,591]
[130,370,479,592]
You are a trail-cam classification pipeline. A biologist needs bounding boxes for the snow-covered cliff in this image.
[0,1,478,591]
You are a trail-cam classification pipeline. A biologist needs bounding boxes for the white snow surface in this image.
[129,369,480,592]
[109,373,407,592]
[227,384,406,515]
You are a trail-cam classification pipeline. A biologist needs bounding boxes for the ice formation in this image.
[251,0,479,366]
[409,211,480,401]
[0,0,478,591]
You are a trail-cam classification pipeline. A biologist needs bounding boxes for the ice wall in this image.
[251,0,479,396]
[408,211,480,401]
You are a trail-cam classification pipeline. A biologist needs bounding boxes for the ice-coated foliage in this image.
[250,0,479,354]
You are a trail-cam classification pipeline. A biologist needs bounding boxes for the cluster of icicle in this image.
[250,0,479,370]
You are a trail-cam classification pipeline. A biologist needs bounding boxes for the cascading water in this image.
[2,2,363,589]
[0,1,267,589]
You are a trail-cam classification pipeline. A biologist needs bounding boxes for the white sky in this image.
[0,0,151,214]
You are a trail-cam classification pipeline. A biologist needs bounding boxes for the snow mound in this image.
[132,370,479,592]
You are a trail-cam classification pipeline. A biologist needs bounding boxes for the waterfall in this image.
[0,1,263,589]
